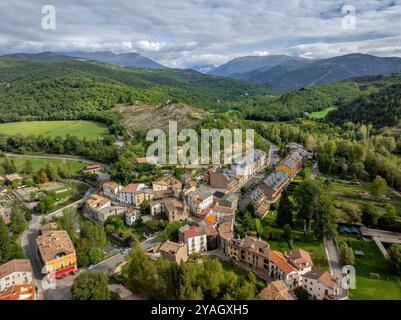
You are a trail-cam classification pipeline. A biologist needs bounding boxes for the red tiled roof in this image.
[121,183,139,193]
[0,283,36,300]
[183,226,205,239]
[184,228,199,238]
[269,251,298,275]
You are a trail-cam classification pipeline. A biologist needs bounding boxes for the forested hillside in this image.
[2,56,401,132]
[0,57,272,134]
[329,83,401,127]
[242,53,401,90]
[246,72,401,122]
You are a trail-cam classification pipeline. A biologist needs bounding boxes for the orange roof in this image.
[269,251,298,275]
[0,283,36,300]
[205,214,217,224]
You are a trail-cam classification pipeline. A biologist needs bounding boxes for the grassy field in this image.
[337,236,401,300]
[0,120,108,140]
[0,156,87,176]
[309,107,337,119]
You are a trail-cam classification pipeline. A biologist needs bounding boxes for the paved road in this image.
[323,238,345,296]
[5,152,101,164]
[20,188,95,300]
[43,235,161,300]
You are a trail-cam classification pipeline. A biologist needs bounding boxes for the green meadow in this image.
[0,156,87,176]
[0,120,108,140]
[309,107,337,119]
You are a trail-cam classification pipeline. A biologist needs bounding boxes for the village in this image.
[0,139,351,301]
[0,143,346,300]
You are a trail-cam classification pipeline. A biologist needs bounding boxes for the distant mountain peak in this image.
[62,51,165,68]
[209,55,301,78]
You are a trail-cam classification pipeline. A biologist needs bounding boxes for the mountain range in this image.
[208,53,401,90]
[208,55,298,78]
[3,51,401,92]
[1,51,165,69]
[1,52,401,128]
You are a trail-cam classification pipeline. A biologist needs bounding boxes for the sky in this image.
[1,0,401,68]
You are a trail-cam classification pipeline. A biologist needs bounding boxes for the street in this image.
[42,235,161,300]
[323,238,345,296]
[5,152,100,164]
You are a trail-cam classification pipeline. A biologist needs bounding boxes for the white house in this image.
[102,181,121,200]
[287,249,313,278]
[118,183,146,205]
[302,270,341,300]
[97,206,127,224]
[150,200,164,216]
[0,259,34,292]
[268,251,301,289]
[125,207,141,226]
[179,225,207,255]
[231,149,267,183]
[186,188,214,215]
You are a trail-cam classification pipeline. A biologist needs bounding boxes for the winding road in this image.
[5,152,101,164]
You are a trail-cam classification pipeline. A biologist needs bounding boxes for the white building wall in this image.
[186,235,207,255]
[302,278,337,300]
[0,271,33,292]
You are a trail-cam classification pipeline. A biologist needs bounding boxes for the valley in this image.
[0,51,401,303]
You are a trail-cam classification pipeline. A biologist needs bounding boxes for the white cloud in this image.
[137,40,166,52]
[288,36,401,59]
[253,51,270,56]
[0,0,401,67]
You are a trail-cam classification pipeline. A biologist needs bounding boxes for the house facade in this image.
[227,236,270,272]
[159,241,188,264]
[0,259,34,292]
[302,270,341,300]
[102,181,121,200]
[36,229,77,276]
[179,225,207,255]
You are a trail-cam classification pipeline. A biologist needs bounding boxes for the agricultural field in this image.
[321,176,401,223]
[337,236,401,300]
[0,155,87,176]
[309,107,337,119]
[0,120,108,140]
